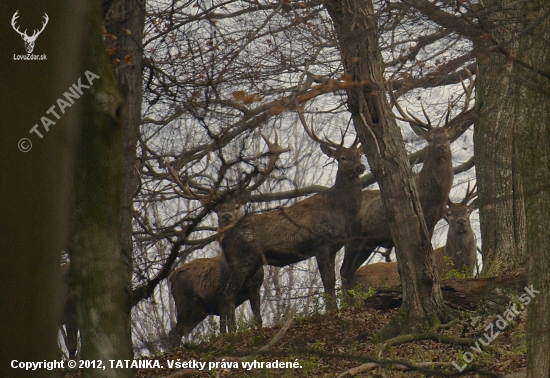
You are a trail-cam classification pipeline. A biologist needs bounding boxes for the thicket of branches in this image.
[124,0,480,355]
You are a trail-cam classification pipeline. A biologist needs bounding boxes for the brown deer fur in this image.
[168,196,264,349]
[220,142,366,333]
[351,190,478,290]
[168,254,263,349]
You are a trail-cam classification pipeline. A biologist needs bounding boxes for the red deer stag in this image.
[167,135,288,347]
[219,123,366,333]
[341,69,477,290]
[351,182,478,291]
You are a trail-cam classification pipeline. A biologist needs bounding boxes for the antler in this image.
[388,80,432,132]
[460,178,478,205]
[241,132,290,193]
[166,162,214,201]
[166,133,289,203]
[446,68,476,130]
[296,101,343,149]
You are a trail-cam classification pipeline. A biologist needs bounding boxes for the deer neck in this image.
[328,172,363,217]
[415,151,453,231]
[445,228,476,260]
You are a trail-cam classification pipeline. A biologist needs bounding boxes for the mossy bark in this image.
[324,0,456,340]
[515,2,550,376]
[474,0,527,276]
[69,1,133,377]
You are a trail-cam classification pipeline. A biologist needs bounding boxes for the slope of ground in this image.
[63,302,527,378]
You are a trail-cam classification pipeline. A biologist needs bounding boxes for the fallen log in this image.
[356,269,527,311]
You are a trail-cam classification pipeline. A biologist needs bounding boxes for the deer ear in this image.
[468,198,479,211]
[236,191,251,206]
[409,124,429,140]
[320,144,336,158]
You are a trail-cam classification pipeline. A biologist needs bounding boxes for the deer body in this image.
[341,71,476,290]
[168,255,263,349]
[434,192,478,277]
[341,127,454,289]
[220,142,365,333]
[351,188,478,290]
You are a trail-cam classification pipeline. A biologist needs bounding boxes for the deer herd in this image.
[60,71,479,354]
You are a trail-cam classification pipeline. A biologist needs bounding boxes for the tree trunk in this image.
[0,3,87,376]
[515,2,550,376]
[474,0,527,276]
[324,0,455,340]
[104,0,145,284]
[69,1,133,376]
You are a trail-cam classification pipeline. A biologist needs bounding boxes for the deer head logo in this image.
[11,11,49,54]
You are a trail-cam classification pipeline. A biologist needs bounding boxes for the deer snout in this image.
[221,213,234,223]
[456,218,468,232]
[356,163,366,175]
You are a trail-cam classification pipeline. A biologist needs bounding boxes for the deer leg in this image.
[221,258,262,333]
[340,243,375,290]
[169,297,201,349]
[248,273,263,329]
[315,247,338,311]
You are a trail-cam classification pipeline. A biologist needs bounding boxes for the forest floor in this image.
[63,301,527,378]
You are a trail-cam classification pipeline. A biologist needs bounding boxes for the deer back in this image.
[350,261,400,290]
[169,255,263,315]
[224,144,365,266]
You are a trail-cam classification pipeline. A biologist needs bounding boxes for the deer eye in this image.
[340,156,347,161]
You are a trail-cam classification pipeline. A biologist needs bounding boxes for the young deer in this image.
[351,183,478,290]
[341,69,477,290]
[219,125,366,333]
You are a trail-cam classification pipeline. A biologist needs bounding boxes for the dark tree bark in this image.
[0,2,87,377]
[474,0,527,276]
[514,2,550,376]
[324,0,456,339]
[68,1,133,376]
[104,0,145,279]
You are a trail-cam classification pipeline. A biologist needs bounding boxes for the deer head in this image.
[389,68,477,155]
[11,11,49,54]
[167,133,289,230]
[445,180,478,234]
[296,102,365,181]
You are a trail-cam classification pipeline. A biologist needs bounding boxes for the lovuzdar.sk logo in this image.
[11,10,49,60]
